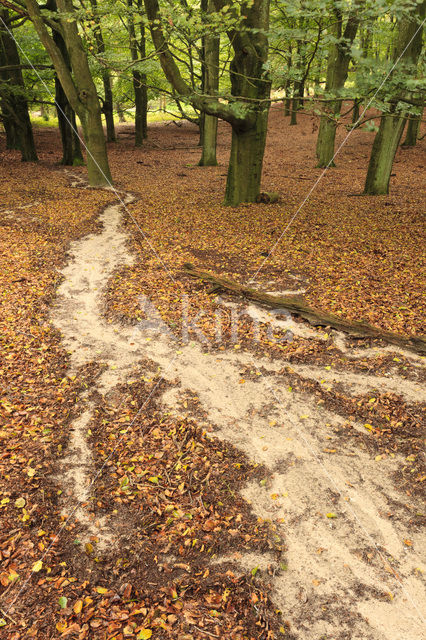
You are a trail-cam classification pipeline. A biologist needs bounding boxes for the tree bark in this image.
[89,0,115,142]
[0,11,38,161]
[198,0,219,166]
[143,0,271,205]
[364,2,424,195]
[402,106,422,146]
[315,4,360,167]
[24,0,112,186]
[128,0,148,146]
[51,18,83,165]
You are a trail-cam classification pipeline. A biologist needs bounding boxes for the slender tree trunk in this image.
[290,82,299,125]
[352,98,360,124]
[52,24,83,165]
[316,5,360,167]
[128,0,148,146]
[102,74,115,142]
[364,3,424,194]
[199,0,219,166]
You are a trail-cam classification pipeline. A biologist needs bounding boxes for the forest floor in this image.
[0,105,425,640]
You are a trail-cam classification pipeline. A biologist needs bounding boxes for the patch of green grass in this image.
[30,115,59,128]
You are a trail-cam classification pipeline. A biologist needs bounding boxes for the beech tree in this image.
[364,0,424,195]
[0,9,37,161]
[315,1,361,167]
[143,0,271,205]
[23,0,112,186]
[198,0,219,166]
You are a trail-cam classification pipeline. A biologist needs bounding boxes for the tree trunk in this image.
[364,3,424,194]
[52,24,83,165]
[225,108,269,206]
[26,0,112,186]
[198,0,219,166]
[128,0,148,146]
[316,103,340,166]
[364,112,406,195]
[315,5,360,167]
[2,108,18,148]
[102,73,116,142]
[352,98,360,124]
[402,110,422,146]
[89,0,115,142]
[0,11,38,161]
[144,0,271,205]
[290,85,299,125]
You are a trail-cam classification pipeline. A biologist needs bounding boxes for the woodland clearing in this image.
[0,106,425,640]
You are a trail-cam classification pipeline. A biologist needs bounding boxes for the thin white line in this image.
[0,16,177,286]
[249,16,426,284]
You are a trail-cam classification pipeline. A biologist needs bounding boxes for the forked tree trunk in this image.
[199,0,219,166]
[225,109,269,206]
[26,0,112,186]
[315,4,360,167]
[144,0,271,206]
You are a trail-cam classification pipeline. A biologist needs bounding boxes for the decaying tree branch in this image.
[183,263,426,355]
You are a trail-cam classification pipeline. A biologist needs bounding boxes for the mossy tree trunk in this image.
[364,2,424,195]
[364,110,406,194]
[225,109,269,205]
[315,3,360,167]
[144,0,271,206]
[0,11,38,161]
[25,0,112,186]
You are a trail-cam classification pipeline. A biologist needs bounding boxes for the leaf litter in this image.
[0,108,425,639]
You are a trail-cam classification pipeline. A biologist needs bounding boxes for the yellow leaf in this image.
[137,629,153,639]
[15,497,26,509]
[56,621,67,633]
[326,512,337,519]
[96,586,108,594]
[73,599,83,614]
[32,560,43,572]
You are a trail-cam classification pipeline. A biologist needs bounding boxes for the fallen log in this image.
[182,263,426,355]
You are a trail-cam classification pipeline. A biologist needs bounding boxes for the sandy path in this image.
[51,183,426,639]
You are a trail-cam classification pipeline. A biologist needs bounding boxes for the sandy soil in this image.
[50,177,426,640]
